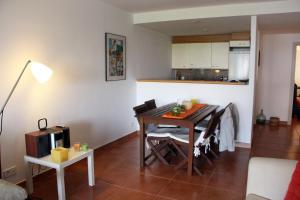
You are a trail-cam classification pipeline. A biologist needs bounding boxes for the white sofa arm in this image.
[246,157,297,200]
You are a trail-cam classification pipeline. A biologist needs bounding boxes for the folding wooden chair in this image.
[194,103,233,157]
[169,108,225,175]
[144,99,157,110]
[133,103,176,165]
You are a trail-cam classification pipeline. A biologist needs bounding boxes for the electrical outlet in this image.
[2,166,17,178]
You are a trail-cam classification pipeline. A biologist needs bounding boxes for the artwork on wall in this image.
[105,33,126,81]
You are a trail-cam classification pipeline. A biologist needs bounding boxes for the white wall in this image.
[0,0,171,183]
[294,46,300,85]
[255,33,300,122]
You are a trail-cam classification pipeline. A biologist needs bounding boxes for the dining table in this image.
[139,102,218,176]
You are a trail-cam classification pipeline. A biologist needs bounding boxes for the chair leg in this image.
[209,149,219,159]
[201,153,213,166]
[147,138,170,165]
[175,159,188,170]
[193,165,203,175]
[167,144,178,156]
[170,140,204,175]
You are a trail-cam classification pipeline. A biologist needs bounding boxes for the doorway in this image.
[290,44,300,122]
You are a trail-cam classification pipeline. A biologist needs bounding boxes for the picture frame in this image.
[105,33,126,81]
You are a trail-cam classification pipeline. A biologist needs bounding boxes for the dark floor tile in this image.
[158,181,205,200]
[140,161,178,179]
[172,169,213,186]
[70,180,116,200]
[201,187,244,200]
[96,167,139,186]
[104,187,156,200]
[207,171,247,192]
[122,174,170,194]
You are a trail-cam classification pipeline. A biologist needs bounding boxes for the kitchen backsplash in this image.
[172,69,228,81]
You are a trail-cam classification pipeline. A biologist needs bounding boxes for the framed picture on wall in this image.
[105,33,126,81]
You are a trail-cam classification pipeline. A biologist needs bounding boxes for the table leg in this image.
[188,125,195,176]
[87,152,95,186]
[56,167,66,200]
[24,158,33,194]
[140,118,145,168]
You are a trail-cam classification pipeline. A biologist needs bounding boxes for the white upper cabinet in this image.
[172,44,189,68]
[172,42,229,69]
[186,43,211,69]
[211,42,229,69]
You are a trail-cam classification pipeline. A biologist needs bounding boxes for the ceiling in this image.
[100,0,282,13]
[138,12,300,36]
[140,16,251,36]
[258,12,300,33]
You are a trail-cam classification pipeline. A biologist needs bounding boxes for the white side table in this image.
[24,148,95,200]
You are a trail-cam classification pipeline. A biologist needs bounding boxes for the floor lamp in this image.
[0,60,52,178]
[0,60,52,134]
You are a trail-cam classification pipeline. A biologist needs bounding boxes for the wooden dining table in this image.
[139,103,218,176]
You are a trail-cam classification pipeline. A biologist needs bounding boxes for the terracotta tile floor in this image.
[28,134,250,200]
[251,118,300,160]
[27,120,300,200]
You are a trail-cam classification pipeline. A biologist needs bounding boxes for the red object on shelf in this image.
[162,104,207,119]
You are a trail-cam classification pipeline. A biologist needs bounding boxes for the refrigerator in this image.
[228,49,250,81]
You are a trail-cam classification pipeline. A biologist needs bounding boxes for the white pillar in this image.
[249,15,257,142]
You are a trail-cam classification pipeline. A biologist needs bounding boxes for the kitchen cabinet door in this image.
[187,43,212,68]
[172,44,189,68]
[211,42,229,69]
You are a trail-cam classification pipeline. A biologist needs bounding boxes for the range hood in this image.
[229,40,250,48]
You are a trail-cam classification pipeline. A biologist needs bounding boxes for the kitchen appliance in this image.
[228,41,250,81]
[229,40,250,48]
[25,126,70,158]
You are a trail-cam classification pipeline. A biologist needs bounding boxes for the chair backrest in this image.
[144,99,157,110]
[133,104,149,124]
[203,108,225,139]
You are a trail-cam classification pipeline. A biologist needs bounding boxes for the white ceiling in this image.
[258,12,300,33]
[140,16,251,36]
[100,0,282,13]
[138,12,300,36]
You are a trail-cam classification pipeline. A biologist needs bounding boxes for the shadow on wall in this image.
[66,121,93,146]
[54,62,104,83]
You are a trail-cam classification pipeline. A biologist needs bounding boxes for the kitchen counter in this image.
[137,79,247,85]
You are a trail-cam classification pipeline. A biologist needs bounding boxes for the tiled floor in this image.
[251,118,300,160]
[26,119,300,200]
[28,134,249,200]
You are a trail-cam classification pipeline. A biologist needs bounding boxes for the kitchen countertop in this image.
[137,79,248,85]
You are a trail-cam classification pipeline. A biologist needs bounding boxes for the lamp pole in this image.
[0,60,31,135]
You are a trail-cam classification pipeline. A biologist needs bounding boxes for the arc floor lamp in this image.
[0,60,53,135]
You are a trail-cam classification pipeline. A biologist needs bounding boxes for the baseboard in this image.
[236,142,251,149]
[94,131,138,152]
[17,131,138,187]
[256,120,288,126]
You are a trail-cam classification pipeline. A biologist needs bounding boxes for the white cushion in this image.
[246,157,297,200]
[246,194,270,200]
[0,179,27,200]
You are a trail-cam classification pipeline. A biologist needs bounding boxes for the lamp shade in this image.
[30,61,53,83]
